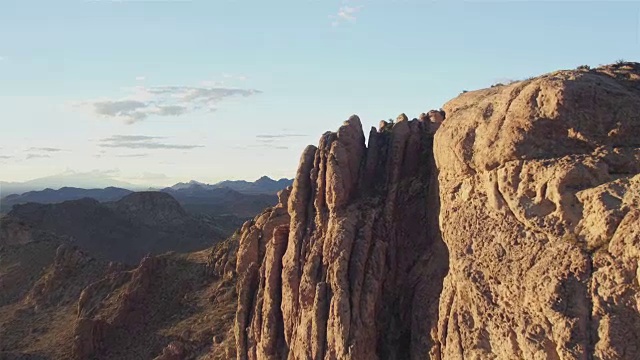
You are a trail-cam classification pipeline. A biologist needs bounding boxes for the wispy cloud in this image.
[115,153,149,158]
[233,133,308,151]
[23,147,64,160]
[135,76,145,81]
[26,154,51,160]
[104,135,161,142]
[330,5,363,27]
[256,134,307,140]
[0,56,5,62]
[27,147,64,152]
[234,144,289,150]
[74,83,262,124]
[99,135,203,150]
[0,155,12,159]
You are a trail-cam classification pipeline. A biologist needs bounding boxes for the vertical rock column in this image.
[236,113,449,360]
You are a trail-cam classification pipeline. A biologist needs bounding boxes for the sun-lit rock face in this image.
[233,62,640,360]
[434,62,640,359]
[234,113,448,360]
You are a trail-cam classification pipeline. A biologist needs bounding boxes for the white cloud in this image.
[135,76,146,81]
[330,5,363,26]
[115,153,148,158]
[27,147,64,152]
[99,135,204,150]
[74,83,262,124]
[26,154,51,160]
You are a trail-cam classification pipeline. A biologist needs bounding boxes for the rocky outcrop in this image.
[232,62,640,360]
[0,217,35,245]
[234,188,292,359]
[433,62,640,359]
[72,255,162,359]
[26,244,95,306]
[235,113,449,359]
[66,237,242,360]
[4,62,639,360]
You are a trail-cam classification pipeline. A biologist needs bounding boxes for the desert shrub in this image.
[577,64,590,71]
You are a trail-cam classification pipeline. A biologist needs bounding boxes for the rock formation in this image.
[232,62,640,359]
[2,62,639,360]
[433,62,640,359]
[0,217,240,360]
[234,112,449,359]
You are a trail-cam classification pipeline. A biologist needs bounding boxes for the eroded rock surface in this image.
[233,62,640,360]
[433,62,640,359]
[235,114,448,359]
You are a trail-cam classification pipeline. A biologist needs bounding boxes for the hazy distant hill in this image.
[161,185,278,218]
[0,171,140,198]
[0,176,292,220]
[165,176,293,195]
[1,186,133,212]
[3,192,228,264]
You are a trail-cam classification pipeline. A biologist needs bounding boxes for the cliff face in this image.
[434,63,640,359]
[235,114,449,359]
[3,63,639,360]
[233,63,640,359]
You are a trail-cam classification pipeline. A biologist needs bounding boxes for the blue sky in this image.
[0,0,638,187]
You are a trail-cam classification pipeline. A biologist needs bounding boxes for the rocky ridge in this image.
[0,218,240,359]
[434,62,640,359]
[2,62,639,360]
[231,62,640,359]
[234,111,448,359]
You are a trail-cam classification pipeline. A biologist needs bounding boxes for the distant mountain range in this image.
[161,176,293,195]
[1,175,293,197]
[1,187,133,208]
[0,171,141,198]
[0,176,293,220]
[2,192,229,264]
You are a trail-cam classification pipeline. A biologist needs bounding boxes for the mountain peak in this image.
[255,175,274,184]
[165,176,292,195]
[113,191,187,227]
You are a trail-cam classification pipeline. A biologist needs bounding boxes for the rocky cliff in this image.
[234,112,449,359]
[2,62,638,360]
[434,62,640,359]
[232,62,640,359]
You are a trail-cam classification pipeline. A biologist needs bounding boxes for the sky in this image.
[0,0,638,187]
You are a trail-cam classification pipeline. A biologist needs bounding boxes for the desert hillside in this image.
[1,62,639,360]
